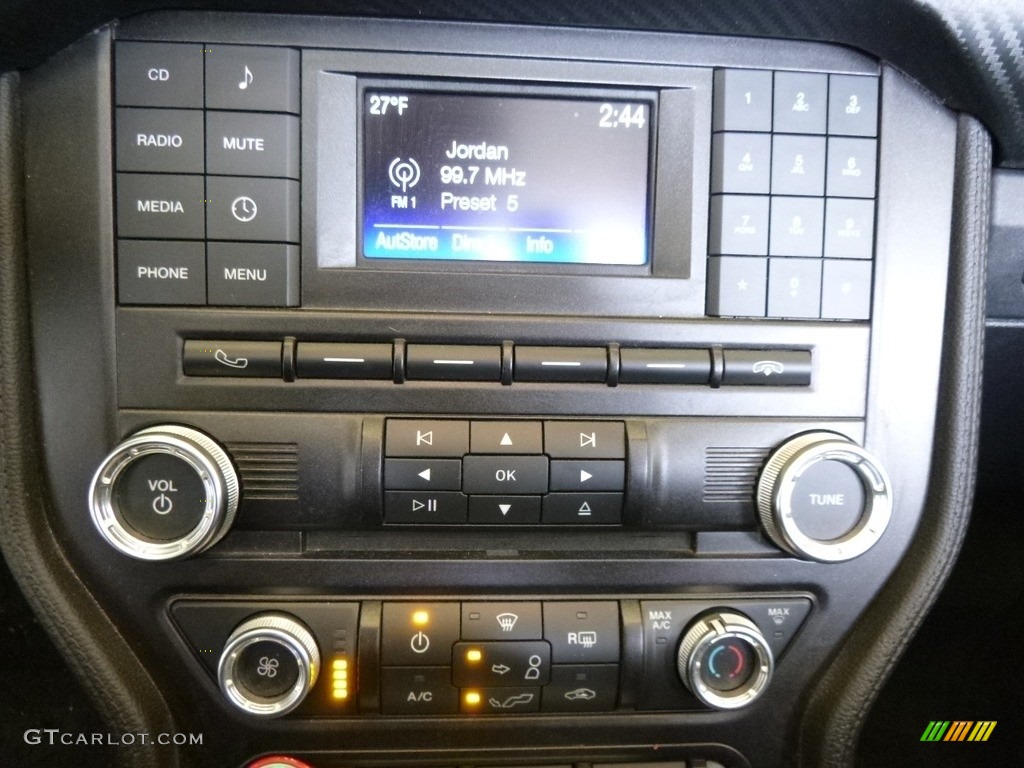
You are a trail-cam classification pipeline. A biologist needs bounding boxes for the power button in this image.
[380,603,460,666]
[114,453,207,541]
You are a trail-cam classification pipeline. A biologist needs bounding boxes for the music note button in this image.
[204,45,299,113]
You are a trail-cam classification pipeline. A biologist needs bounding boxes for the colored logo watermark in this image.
[920,721,997,742]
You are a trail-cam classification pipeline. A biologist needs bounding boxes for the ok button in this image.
[462,456,549,495]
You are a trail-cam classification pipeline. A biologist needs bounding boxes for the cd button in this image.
[115,42,204,108]
[549,460,625,492]
[543,602,620,664]
[295,342,393,379]
[543,421,625,459]
[380,666,459,715]
[514,347,607,383]
[466,496,542,525]
[384,458,462,491]
[383,491,468,524]
[116,108,204,173]
[406,344,501,382]
[618,348,711,384]
[385,420,469,457]
[206,111,300,178]
[462,456,549,495]
[470,421,543,454]
[381,603,461,666]
[461,602,543,641]
[542,493,623,525]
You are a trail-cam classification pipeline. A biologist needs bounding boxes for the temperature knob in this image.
[757,432,892,562]
[677,611,773,709]
[88,425,238,561]
[219,613,321,718]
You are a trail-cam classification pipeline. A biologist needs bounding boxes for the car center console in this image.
[18,11,961,768]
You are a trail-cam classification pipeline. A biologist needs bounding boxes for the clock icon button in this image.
[231,195,258,223]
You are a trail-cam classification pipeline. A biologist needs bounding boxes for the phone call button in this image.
[183,339,283,378]
[721,349,811,387]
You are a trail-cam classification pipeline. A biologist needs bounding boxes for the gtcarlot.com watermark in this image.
[24,729,203,747]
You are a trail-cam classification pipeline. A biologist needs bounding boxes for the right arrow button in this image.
[549,460,625,492]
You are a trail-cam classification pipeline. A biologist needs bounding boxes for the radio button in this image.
[461,602,543,641]
[712,69,773,133]
[206,111,300,179]
[406,344,501,382]
[452,641,551,687]
[183,340,283,377]
[828,74,879,137]
[771,135,826,197]
[118,240,206,306]
[721,349,811,386]
[824,198,875,260]
[115,42,203,108]
[773,71,828,134]
[709,195,769,256]
[619,348,711,385]
[383,491,467,524]
[769,197,824,258]
[116,173,205,240]
[206,176,300,243]
[541,664,619,713]
[821,260,872,320]
[116,108,204,174]
[467,496,542,525]
[550,460,625,492]
[706,256,768,317]
[542,493,623,525]
[711,132,771,195]
[514,346,607,383]
[204,45,300,114]
[544,421,625,459]
[381,603,461,666]
[295,342,393,379]
[768,258,822,319]
[470,421,543,454]
[543,602,620,664]
[207,243,300,307]
[385,420,469,457]
[826,137,877,199]
[380,666,459,715]
[462,456,549,495]
[384,458,462,491]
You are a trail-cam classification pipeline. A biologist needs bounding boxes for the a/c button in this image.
[380,667,458,715]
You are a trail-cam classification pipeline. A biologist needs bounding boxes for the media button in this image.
[467,496,542,525]
[116,173,205,240]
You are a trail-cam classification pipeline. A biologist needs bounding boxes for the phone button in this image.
[722,349,811,386]
[183,339,283,378]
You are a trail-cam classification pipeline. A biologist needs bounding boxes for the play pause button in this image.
[384,491,467,523]
[467,495,542,524]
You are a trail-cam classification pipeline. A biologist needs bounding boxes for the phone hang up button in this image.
[183,339,283,378]
[722,349,812,387]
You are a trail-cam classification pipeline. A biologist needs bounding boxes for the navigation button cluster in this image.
[709,67,879,321]
[383,420,627,526]
[115,41,301,308]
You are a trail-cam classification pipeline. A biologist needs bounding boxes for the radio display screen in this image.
[361,91,653,265]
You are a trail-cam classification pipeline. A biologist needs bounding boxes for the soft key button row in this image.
[708,68,878,321]
[383,420,626,526]
[378,601,620,715]
[114,42,301,308]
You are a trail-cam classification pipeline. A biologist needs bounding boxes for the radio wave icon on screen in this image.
[389,157,421,193]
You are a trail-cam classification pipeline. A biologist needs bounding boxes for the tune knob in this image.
[756,432,892,562]
[219,613,321,718]
[88,425,239,561]
[677,611,773,709]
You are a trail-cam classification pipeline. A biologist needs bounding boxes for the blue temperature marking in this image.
[707,645,725,677]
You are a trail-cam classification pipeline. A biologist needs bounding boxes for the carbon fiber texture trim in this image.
[0,1,1023,164]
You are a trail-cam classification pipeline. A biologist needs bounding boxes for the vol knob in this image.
[677,611,773,709]
[756,431,892,562]
[219,613,321,718]
[88,425,239,561]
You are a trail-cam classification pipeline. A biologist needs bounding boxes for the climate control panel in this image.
[171,596,812,718]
